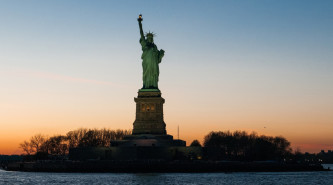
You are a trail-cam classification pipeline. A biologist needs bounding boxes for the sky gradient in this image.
[1,0,333,154]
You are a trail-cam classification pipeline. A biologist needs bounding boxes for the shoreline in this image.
[3,160,329,173]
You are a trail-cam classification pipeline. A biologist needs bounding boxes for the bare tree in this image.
[30,134,46,153]
[19,140,34,155]
[66,128,88,148]
[20,128,132,155]
[45,135,69,155]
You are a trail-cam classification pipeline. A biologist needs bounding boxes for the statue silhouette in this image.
[138,15,165,89]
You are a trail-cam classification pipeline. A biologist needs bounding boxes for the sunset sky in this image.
[1,0,332,154]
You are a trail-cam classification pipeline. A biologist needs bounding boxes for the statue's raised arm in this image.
[138,14,144,40]
[137,14,165,90]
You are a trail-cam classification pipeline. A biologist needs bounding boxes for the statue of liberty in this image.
[137,14,165,90]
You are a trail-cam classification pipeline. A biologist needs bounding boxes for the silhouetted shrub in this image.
[190,140,202,147]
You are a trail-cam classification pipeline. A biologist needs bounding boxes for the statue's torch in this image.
[138,14,143,22]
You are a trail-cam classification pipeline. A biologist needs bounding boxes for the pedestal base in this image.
[106,89,186,161]
[132,90,166,135]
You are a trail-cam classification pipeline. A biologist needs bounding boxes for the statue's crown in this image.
[145,31,155,37]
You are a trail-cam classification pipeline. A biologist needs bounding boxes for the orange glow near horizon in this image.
[1,130,332,155]
[1,114,332,155]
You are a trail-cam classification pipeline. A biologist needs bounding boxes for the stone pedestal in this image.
[132,90,166,135]
[107,89,186,160]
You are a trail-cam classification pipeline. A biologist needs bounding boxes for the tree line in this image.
[20,128,131,156]
[191,130,292,161]
[20,129,296,162]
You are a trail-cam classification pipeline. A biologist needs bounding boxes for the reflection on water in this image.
[1,168,333,185]
[322,164,333,170]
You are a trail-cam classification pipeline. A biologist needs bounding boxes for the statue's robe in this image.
[140,38,163,89]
